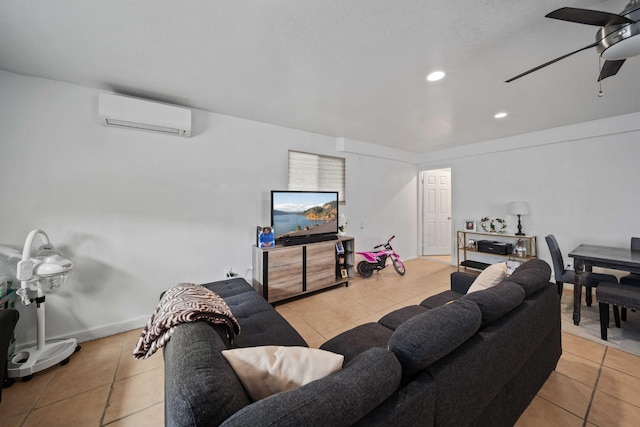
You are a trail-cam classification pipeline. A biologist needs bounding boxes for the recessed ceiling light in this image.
[494,112,508,119]
[426,71,446,82]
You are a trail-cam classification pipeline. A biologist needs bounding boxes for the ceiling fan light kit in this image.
[506,0,640,83]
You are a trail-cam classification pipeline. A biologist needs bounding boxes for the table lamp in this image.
[509,202,530,236]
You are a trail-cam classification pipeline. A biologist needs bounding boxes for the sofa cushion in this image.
[378,305,429,330]
[507,260,552,297]
[320,322,394,364]
[420,290,463,309]
[203,278,308,348]
[220,347,402,427]
[461,281,526,328]
[221,346,344,401]
[450,271,478,293]
[467,262,507,293]
[388,299,482,376]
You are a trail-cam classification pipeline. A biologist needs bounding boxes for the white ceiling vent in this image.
[98,93,191,137]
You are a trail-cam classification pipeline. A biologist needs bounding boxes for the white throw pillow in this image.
[467,262,508,293]
[221,346,344,401]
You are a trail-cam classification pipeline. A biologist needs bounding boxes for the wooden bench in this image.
[596,281,640,340]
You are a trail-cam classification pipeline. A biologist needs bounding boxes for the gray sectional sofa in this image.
[163,259,561,426]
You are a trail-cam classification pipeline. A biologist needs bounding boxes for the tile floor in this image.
[2,258,640,426]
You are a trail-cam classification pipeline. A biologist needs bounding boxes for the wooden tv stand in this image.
[252,236,354,303]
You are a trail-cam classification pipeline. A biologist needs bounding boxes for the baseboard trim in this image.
[13,315,150,350]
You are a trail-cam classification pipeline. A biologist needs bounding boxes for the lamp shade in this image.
[509,202,530,215]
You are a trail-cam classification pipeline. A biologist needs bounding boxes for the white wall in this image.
[0,70,418,345]
[417,113,640,272]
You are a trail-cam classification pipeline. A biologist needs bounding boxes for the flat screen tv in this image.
[271,190,339,245]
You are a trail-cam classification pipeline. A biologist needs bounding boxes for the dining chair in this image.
[545,234,618,305]
[596,280,640,340]
[620,237,640,285]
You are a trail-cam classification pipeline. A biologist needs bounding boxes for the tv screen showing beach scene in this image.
[271,191,339,240]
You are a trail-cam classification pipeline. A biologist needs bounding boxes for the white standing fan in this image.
[0,229,79,379]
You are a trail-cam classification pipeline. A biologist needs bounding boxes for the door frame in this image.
[419,167,453,261]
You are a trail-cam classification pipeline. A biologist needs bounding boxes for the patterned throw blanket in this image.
[133,283,241,359]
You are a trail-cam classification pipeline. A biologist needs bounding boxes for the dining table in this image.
[568,244,640,325]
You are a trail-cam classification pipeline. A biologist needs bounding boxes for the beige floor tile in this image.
[399,283,431,296]
[588,390,640,427]
[376,303,406,317]
[296,308,353,334]
[328,282,378,299]
[0,370,54,417]
[603,347,640,380]
[279,315,323,341]
[561,332,606,364]
[116,348,163,381]
[355,312,385,325]
[0,413,26,427]
[596,366,640,407]
[328,300,377,322]
[515,396,583,427]
[22,384,110,427]
[103,368,164,424]
[355,293,396,311]
[305,335,327,349]
[374,287,418,304]
[537,371,592,418]
[72,334,125,367]
[274,303,296,316]
[36,352,118,407]
[105,402,164,427]
[120,329,146,354]
[555,351,601,388]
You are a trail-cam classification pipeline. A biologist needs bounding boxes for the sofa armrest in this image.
[164,322,251,427]
[450,271,478,294]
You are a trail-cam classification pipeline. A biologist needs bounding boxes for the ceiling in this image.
[1,0,639,153]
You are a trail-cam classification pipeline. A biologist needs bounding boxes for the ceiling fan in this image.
[506,0,640,82]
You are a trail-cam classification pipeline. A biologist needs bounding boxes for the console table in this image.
[457,230,537,272]
[252,237,354,303]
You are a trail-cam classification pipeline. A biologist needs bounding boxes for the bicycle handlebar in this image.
[374,236,396,250]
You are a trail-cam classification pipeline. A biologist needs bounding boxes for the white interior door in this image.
[422,168,451,256]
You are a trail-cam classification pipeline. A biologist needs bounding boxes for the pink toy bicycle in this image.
[356,235,406,278]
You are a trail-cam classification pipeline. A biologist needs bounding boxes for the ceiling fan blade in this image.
[598,59,626,81]
[546,7,634,26]
[505,42,598,83]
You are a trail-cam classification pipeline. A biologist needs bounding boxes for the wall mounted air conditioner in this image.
[98,93,191,137]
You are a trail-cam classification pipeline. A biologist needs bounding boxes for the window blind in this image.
[288,151,345,202]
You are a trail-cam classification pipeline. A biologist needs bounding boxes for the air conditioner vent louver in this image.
[98,93,191,137]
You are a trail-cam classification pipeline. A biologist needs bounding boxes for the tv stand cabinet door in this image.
[266,247,303,302]
[306,241,337,292]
